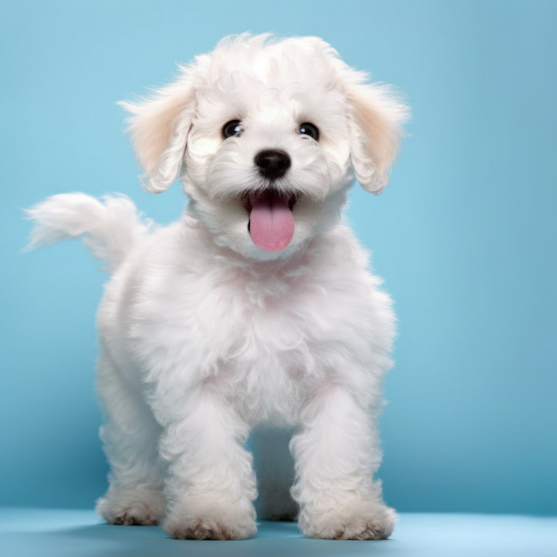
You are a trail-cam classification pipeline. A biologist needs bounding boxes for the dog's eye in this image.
[298,123,319,141]
[222,120,243,139]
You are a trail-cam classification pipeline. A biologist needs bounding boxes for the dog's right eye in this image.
[222,120,243,139]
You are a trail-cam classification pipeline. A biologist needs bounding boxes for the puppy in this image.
[26,34,408,540]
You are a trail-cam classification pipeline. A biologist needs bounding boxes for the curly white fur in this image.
[26,34,407,540]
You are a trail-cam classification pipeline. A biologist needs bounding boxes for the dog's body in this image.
[27,35,407,540]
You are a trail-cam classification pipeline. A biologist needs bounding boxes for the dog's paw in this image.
[96,485,164,526]
[257,492,298,521]
[299,500,396,540]
[163,497,257,540]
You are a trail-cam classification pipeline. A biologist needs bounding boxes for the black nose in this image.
[254,149,291,179]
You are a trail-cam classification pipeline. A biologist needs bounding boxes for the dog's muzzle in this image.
[237,150,294,252]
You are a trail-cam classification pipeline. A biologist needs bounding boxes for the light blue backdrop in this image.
[1,0,556,514]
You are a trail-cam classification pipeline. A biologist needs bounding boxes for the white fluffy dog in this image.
[26,35,407,540]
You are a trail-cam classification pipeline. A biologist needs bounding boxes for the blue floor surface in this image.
[1,508,556,557]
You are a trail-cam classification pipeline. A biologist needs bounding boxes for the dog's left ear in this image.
[346,81,409,194]
[119,68,197,193]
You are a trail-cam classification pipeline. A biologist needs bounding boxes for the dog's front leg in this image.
[291,383,395,540]
[159,384,257,540]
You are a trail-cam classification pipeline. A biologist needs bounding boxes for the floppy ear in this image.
[119,68,196,193]
[346,80,409,194]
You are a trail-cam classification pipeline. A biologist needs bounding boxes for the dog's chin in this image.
[246,233,310,261]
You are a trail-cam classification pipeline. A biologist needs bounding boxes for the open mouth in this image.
[241,189,297,252]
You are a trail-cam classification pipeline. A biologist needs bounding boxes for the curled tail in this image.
[25,193,151,272]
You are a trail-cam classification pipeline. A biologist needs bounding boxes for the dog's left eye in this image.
[298,123,319,141]
[222,120,243,139]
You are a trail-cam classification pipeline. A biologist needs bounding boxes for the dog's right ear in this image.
[345,79,409,194]
[119,68,196,193]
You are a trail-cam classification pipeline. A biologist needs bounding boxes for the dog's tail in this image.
[24,193,151,273]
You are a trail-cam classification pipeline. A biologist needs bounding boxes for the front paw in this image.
[163,496,257,540]
[299,500,396,540]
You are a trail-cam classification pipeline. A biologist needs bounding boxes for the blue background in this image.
[1,0,556,515]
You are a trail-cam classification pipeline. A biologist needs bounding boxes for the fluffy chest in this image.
[133,263,324,365]
[113,222,391,416]
[125,263,334,423]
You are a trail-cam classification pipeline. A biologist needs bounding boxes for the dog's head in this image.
[121,35,408,260]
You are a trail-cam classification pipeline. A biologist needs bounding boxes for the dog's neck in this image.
[215,236,312,279]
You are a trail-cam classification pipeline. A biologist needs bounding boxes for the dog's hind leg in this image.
[252,427,298,521]
[95,353,165,525]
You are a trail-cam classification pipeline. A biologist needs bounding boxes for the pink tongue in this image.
[249,192,294,252]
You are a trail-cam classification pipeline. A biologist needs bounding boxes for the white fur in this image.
[26,34,407,540]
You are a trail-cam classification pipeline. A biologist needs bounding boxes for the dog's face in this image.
[122,35,407,260]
